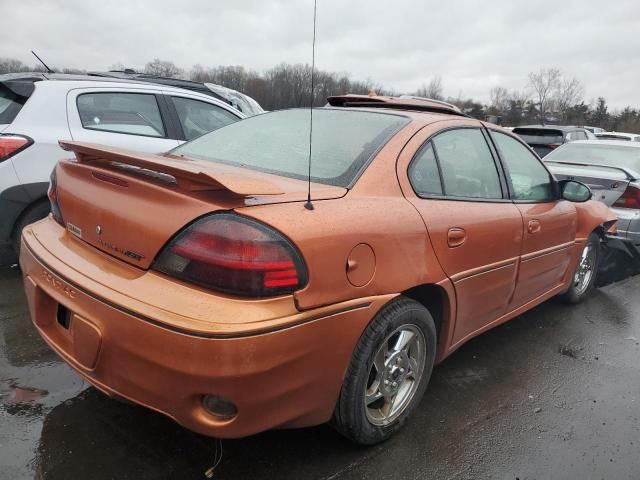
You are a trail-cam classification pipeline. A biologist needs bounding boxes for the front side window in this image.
[77,93,165,137]
[491,131,555,202]
[171,109,409,187]
[431,128,503,199]
[171,97,239,141]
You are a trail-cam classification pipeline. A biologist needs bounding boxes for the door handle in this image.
[528,220,541,234]
[447,227,466,247]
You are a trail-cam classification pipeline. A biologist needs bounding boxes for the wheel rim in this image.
[573,243,596,295]
[364,324,426,426]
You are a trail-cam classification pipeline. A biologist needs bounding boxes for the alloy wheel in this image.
[364,324,426,426]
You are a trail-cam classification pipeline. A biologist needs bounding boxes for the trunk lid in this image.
[546,160,632,205]
[55,141,346,268]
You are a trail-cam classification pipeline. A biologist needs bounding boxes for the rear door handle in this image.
[528,220,541,234]
[447,227,467,247]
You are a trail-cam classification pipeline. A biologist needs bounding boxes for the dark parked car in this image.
[512,125,591,157]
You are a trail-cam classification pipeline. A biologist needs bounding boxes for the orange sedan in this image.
[20,96,616,445]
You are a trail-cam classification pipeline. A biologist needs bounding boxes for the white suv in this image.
[0,73,243,264]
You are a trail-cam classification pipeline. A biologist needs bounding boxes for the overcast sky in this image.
[2,0,640,108]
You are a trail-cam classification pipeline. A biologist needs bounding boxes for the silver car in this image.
[0,73,243,264]
[544,140,640,250]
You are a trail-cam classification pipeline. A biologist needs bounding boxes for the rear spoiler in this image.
[58,141,284,196]
[0,78,39,98]
[545,160,638,181]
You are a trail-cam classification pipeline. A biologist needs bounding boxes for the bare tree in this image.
[415,75,444,100]
[489,86,509,113]
[0,58,29,74]
[555,77,584,122]
[144,58,183,78]
[528,68,561,124]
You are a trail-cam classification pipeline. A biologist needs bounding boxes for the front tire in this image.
[559,232,601,304]
[331,297,437,445]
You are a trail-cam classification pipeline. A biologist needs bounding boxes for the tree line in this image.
[1,57,638,133]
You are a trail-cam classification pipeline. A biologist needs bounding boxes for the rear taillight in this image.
[48,167,64,225]
[0,134,32,162]
[153,213,308,297]
[613,186,640,209]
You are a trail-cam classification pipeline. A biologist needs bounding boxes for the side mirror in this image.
[560,180,592,203]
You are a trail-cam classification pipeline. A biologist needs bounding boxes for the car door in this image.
[398,121,524,346]
[67,87,181,153]
[165,95,241,142]
[487,127,577,309]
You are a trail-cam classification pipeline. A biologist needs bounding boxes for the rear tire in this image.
[331,297,437,445]
[558,232,600,304]
[11,200,51,258]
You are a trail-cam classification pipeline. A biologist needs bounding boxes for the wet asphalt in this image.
[1,258,639,480]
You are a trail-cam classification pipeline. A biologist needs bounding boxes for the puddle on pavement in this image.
[1,243,639,479]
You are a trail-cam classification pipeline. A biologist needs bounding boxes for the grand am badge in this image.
[66,223,82,238]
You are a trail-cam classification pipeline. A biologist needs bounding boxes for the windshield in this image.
[545,142,640,172]
[171,108,410,187]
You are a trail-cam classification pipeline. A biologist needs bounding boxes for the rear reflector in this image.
[613,185,640,209]
[0,134,32,162]
[153,213,308,297]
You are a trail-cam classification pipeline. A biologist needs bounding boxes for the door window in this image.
[431,128,503,199]
[491,131,555,202]
[408,142,443,196]
[77,93,165,137]
[171,97,239,141]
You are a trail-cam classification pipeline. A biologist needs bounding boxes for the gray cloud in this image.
[1,0,639,107]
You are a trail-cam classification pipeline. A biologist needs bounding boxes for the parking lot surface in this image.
[1,264,639,480]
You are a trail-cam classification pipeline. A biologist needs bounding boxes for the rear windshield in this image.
[0,85,27,124]
[513,128,564,145]
[545,143,640,173]
[171,108,409,187]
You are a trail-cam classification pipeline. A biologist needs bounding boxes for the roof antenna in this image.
[31,50,54,74]
[304,0,318,211]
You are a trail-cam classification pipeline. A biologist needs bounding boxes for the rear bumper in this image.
[604,233,640,256]
[20,221,391,438]
[600,233,640,278]
[610,207,640,245]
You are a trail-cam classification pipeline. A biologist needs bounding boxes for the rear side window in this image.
[171,97,239,141]
[0,85,27,124]
[408,142,443,195]
[431,128,503,199]
[77,93,166,137]
[491,131,555,202]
